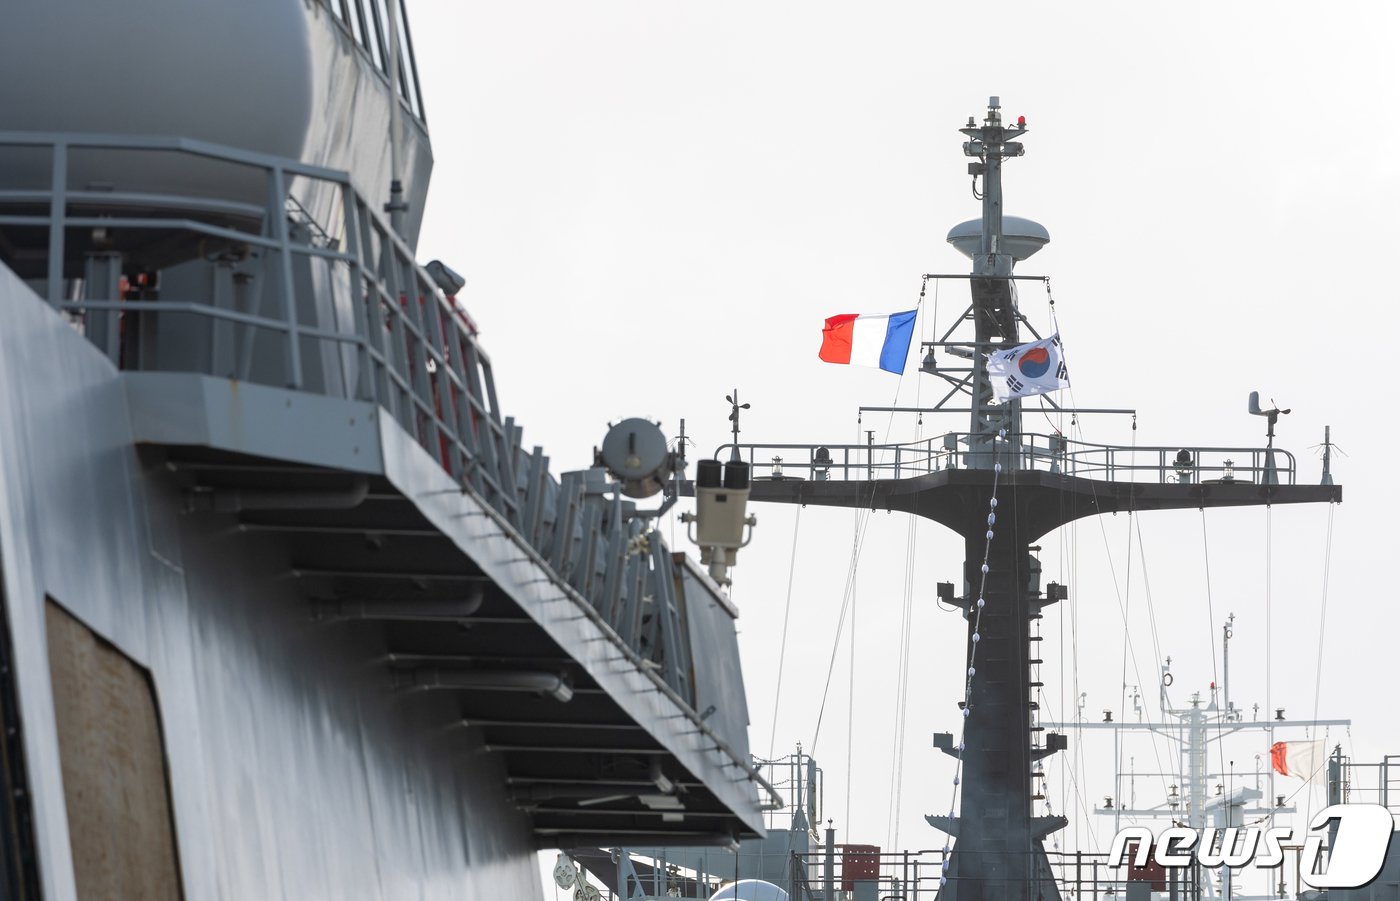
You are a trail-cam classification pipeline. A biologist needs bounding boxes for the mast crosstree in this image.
[729,97,1343,901]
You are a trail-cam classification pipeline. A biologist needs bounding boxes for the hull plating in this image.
[0,264,542,899]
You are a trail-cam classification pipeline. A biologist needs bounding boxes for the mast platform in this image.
[724,433,1340,538]
[746,465,1340,538]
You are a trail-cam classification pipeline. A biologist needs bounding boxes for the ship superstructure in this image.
[0,2,770,898]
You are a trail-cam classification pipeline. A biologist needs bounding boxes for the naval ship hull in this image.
[0,264,547,898]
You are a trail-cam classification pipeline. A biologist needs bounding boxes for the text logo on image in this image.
[1109,803,1394,890]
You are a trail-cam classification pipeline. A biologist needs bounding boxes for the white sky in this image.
[406,3,1400,896]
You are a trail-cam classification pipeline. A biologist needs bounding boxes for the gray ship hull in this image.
[0,263,542,898]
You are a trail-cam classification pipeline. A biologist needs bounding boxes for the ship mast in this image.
[961,96,1025,462]
[732,96,1342,901]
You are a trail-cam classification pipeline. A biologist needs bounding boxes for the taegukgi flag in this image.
[986,333,1070,401]
[818,310,918,375]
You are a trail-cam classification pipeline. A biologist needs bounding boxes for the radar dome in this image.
[946,216,1050,263]
[711,880,789,901]
[0,0,312,161]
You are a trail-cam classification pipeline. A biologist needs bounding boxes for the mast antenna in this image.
[1248,391,1291,485]
[726,391,750,463]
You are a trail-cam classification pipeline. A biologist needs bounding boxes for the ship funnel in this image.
[947,215,1050,262]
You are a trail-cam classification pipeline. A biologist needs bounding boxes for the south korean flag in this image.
[986,333,1070,402]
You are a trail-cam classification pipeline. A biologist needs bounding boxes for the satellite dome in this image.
[946,216,1050,262]
[711,879,789,901]
[0,1,311,160]
[0,0,313,207]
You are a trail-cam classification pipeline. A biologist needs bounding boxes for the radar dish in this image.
[599,418,671,498]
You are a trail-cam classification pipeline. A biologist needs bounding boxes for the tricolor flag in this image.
[818,310,917,375]
[986,333,1070,401]
[1270,740,1325,779]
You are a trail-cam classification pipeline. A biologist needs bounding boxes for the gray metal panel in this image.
[677,558,752,763]
[0,264,543,898]
[124,372,385,474]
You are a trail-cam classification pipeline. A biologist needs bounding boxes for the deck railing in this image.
[0,130,532,520]
[0,134,764,783]
[719,431,1300,487]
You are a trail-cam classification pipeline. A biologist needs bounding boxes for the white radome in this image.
[710,879,789,901]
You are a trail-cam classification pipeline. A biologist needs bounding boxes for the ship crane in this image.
[718,97,1342,901]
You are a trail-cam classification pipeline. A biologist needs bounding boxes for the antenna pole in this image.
[1222,614,1234,720]
[960,97,1029,466]
[1321,425,1334,486]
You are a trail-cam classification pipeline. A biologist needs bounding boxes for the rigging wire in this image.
[1198,509,1230,798]
[1266,503,1275,818]
[811,280,926,758]
[1114,423,1138,830]
[767,506,803,759]
[810,493,870,754]
[1054,294,1174,838]
[1308,502,1337,790]
[1132,516,1168,704]
[846,505,857,832]
[1046,280,1091,849]
[1103,419,1172,826]
[886,291,927,848]
[887,512,918,849]
[811,367,915,759]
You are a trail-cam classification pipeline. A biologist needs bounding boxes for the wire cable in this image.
[767,506,803,759]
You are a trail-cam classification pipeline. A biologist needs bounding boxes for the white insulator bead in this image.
[976,598,985,609]
[971,632,980,643]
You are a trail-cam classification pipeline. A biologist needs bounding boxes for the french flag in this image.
[818,310,917,374]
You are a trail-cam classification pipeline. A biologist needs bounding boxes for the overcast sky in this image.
[407,3,1400,896]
